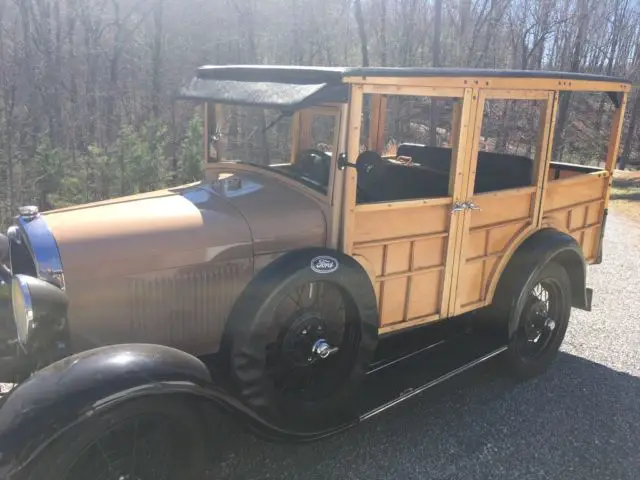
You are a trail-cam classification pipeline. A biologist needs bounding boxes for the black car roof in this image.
[177,65,630,110]
[194,65,630,85]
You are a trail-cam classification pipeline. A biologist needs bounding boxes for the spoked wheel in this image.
[226,250,378,432]
[64,414,182,479]
[515,281,562,363]
[502,262,572,378]
[265,281,360,405]
[23,398,204,480]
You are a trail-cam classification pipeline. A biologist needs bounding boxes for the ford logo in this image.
[310,255,339,274]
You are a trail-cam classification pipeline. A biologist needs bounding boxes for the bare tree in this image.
[1,0,640,224]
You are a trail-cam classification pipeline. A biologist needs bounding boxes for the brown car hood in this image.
[43,168,327,281]
[43,185,253,281]
[206,167,327,255]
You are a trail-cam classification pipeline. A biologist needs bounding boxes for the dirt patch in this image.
[610,170,640,223]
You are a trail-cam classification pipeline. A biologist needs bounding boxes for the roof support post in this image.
[340,85,364,254]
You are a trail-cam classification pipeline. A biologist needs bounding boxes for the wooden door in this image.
[344,87,474,334]
[450,89,556,315]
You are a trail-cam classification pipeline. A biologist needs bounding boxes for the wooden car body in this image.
[0,65,630,479]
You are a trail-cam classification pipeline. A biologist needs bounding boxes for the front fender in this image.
[0,342,358,478]
[0,343,212,477]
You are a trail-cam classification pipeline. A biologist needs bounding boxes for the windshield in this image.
[208,104,340,193]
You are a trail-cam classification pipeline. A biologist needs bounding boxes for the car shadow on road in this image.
[203,352,639,480]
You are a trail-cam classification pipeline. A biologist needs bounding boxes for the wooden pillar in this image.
[203,102,211,163]
[532,91,559,227]
[204,102,225,163]
[605,92,628,173]
[604,92,629,210]
[367,94,388,152]
[299,110,313,150]
[340,85,364,254]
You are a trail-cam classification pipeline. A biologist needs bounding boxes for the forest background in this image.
[1,0,640,228]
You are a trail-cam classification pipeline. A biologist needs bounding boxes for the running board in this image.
[356,333,507,421]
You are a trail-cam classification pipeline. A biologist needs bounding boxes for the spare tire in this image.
[222,248,378,434]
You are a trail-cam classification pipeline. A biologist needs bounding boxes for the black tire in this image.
[21,396,205,480]
[223,248,378,433]
[500,261,572,378]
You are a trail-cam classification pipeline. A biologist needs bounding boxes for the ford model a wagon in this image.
[0,66,630,479]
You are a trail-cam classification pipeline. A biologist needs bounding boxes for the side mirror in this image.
[337,153,357,171]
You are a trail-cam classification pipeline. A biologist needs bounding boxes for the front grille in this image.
[128,260,249,348]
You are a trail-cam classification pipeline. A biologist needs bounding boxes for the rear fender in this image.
[493,229,590,338]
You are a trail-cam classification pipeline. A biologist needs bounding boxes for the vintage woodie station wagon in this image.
[0,65,631,479]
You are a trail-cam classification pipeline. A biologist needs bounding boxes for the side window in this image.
[473,98,545,194]
[296,109,339,158]
[310,112,338,153]
[208,104,294,166]
[357,93,461,204]
[550,91,616,179]
[205,104,341,194]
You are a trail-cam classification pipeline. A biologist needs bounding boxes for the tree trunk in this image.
[151,0,164,119]
[430,0,443,146]
[380,0,387,66]
[553,0,589,161]
[354,0,369,67]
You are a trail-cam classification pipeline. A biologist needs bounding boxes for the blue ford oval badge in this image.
[310,255,339,274]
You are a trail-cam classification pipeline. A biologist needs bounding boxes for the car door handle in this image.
[451,202,466,214]
[465,201,481,211]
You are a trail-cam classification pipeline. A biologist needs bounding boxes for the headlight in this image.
[11,274,68,348]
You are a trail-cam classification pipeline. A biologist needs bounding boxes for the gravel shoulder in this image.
[205,211,640,480]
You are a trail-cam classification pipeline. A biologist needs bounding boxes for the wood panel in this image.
[353,204,451,329]
[543,205,603,262]
[544,174,608,211]
[353,204,450,244]
[469,187,535,228]
[542,174,608,262]
[455,188,535,312]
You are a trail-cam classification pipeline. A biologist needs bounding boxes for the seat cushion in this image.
[395,143,533,193]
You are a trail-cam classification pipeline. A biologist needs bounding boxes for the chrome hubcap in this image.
[312,339,339,359]
[517,279,564,362]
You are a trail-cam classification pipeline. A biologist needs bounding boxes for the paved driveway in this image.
[206,210,640,480]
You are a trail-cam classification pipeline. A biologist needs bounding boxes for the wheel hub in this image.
[312,339,339,359]
[282,313,338,366]
[524,299,555,344]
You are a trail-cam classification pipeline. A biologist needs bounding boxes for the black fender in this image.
[492,228,591,339]
[222,246,379,362]
[219,246,378,431]
[0,341,362,478]
[0,343,213,478]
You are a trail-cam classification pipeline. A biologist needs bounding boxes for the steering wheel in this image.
[355,151,384,202]
[294,149,332,187]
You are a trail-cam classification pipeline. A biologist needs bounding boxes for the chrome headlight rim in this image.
[11,274,35,349]
[9,208,65,290]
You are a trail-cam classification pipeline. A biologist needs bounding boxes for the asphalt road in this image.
[205,210,640,480]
